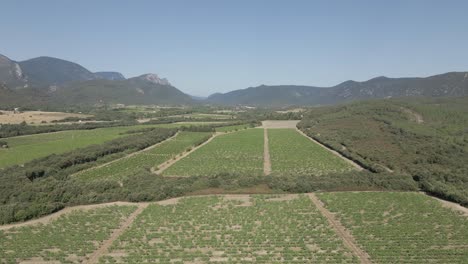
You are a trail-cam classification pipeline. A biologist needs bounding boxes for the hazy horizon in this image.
[2,0,468,96]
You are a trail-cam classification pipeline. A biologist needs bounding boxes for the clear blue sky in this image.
[2,0,468,96]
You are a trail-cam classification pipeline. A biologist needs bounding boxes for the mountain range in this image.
[1,53,467,108]
[208,73,468,106]
[0,54,192,107]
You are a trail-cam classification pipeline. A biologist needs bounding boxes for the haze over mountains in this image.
[1,53,467,108]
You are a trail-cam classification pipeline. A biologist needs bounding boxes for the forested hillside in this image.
[298,97,468,205]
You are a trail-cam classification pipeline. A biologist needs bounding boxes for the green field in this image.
[163,128,264,176]
[0,205,136,263]
[76,132,212,181]
[0,125,161,168]
[268,129,354,175]
[152,121,228,128]
[101,195,357,263]
[215,123,254,132]
[318,192,468,263]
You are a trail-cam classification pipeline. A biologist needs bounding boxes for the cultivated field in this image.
[0,110,91,124]
[0,193,466,263]
[163,129,264,176]
[215,123,254,132]
[0,205,137,263]
[0,126,146,168]
[101,195,358,263]
[76,132,212,181]
[268,129,355,175]
[318,192,468,263]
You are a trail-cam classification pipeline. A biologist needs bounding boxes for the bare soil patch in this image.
[0,110,91,124]
[261,120,300,129]
[308,193,372,264]
[427,194,468,217]
[400,107,424,124]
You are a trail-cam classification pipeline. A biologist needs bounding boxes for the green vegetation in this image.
[77,132,212,181]
[101,195,357,263]
[0,205,136,263]
[215,123,256,132]
[268,129,354,175]
[318,192,468,263]
[298,97,468,205]
[0,125,165,168]
[163,129,264,176]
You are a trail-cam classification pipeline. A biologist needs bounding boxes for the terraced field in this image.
[0,125,158,168]
[0,205,136,263]
[101,195,358,263]
[76,132,212,181]
[318,192,468,263]
[268,129,355,175]
[163,129,264,176]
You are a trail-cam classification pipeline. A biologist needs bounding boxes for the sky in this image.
[1,0,468,96]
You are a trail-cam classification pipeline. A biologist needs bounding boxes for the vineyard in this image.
[318,192,468,263]
[268,129,355,175]
[0,125,165,169]
[0,205,136,263]
[163,129,264,176]
[0,193,466,263]
[100,195,358,263]
[77,132,212,181]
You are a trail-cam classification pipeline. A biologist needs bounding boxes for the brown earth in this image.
[0,110,91,124]
[261,120,300,129]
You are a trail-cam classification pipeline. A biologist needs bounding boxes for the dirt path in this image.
[0,201,139,231]
[73,132,179,177]
[87,203,149,264]
[296,129,364,171]
[308,193,372,264]
[426,193,468,217]
[400,107,424,124]
[151,132,219,175]
[263,128,272,175]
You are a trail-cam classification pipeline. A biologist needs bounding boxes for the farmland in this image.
[101,195,358,263]
[318,192,468,263]
[0,205,136,263]
[0,126,143,168]
[215,123,255,132]
[268,129,355,175]
[163,128,264,176]
[0,110,91,124]
[76,132,212,181]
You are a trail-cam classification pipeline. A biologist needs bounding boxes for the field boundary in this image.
[155,128,257,176]
[425,192,468,217]
[87,203,149,264]
[0,201,141,231]
[263,128,271,175]
[152,132,219,175]
[72,132,179,178]
[296,128,365,171]
[308,193,372,264]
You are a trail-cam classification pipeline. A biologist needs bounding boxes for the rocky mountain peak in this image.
[139,73,171,86]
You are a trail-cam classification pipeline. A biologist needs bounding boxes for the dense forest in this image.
[298,97,468,205]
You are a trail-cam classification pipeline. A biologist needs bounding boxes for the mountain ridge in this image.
[208,71,468,106]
